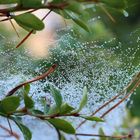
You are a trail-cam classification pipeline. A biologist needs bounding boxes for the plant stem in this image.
[6,64,57,96]
[76,72,140,129]
[7,118,13,134]
[23,109,79,120]
[16,10,52,48]
[100,78,140,118]
[9,18,20,38]
[16,9,52,48]
[0,124,19,140]
[75,133,132,139]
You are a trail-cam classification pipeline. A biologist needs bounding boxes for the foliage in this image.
[0,77,103,139]
[0,0,132,36]
[0,0,140,140]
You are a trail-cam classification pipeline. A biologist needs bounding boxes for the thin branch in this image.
[55,128,61,140]
[76,133,132,139]
[7,118,13,134]
[0,124,19,140]
[19,109,79,120]
[6,64,57,96]
[99,4,116,23]
[100,78,140,118]
[16,30,33,48]
[9,18,20,38]
[42,10,52,21]
[0,9,38,23]
[0,3,68,14]
[76,72,140,129]
[0,17,11,22]
[16,10,52,48]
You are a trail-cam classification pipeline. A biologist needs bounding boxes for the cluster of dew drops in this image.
[0,28,140,115]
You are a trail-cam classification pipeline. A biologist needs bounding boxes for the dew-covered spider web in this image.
[0,27,140,139]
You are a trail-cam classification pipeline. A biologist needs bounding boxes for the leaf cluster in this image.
[0,82,103,140]
[0,0,129,33]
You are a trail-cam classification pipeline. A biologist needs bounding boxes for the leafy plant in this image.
[0,0,140,140]
[0,68,103,139]
[0,0,130,48]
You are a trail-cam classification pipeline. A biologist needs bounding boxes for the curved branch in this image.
[6,64,57,96]
[0,3,68,14]
[0,124,19,140]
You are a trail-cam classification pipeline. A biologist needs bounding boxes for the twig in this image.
[0,17,11,22]
[76,72,140,129]
[100,78,140,118]
[16,30,33,48]
[6,64,57,96]
[16,10,52,48]
[9,18,20,38]
[76,133,132,139]
[20,109,79,120]
[7,118,13,134]
[0,9,38,22]
[55,128,61,140]
[0,124,19,140]
[99,4,116,23]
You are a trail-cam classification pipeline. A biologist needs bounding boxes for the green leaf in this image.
[24,94,34,109]
[0,96,20,114]
[24,84,30,94]
[17,21,36,33]
[72,18,90,32]
[0,0,20,4]
[48,118,75,134]
[23,83,34,109]
[81,116,104,122]
[66,1,84,15]
[14,120,32,140]
[99,128,107,140]
[13,13,44,31]
[21,0,43,8]
[60,132,66,140]
[40,98,50,114]
[47,104,59,115]
[31,109,44,115]
[64,11,90,32]
[77,86,88,112]
[50,86,62,109]
[60,103,75,114]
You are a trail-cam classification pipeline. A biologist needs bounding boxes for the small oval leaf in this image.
[64,11,90,32]
[47,104,59,115]
[50,86,62,109]
[77,86,88,112]
[48,118,75,134]
[24,94,34,109]
[13,13,44,31]
[60,103,75,114]
[0,96,20,113]
[81,116,104,122]
[21,0,43,8]
[24,84,30,94]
